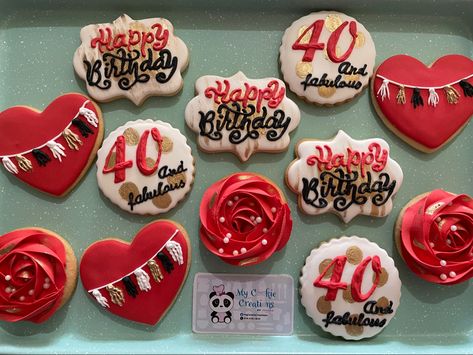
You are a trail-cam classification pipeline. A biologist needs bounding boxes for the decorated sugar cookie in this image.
[200,173,292,266]
[395,189,473,285]
[0,93,103,196]
[96,119,194,215]
[372,54,473,152]
[300,236,401,340]
[80,220,190,325]
[185,72,300,162]
[286,130,403,223]
[73,14,189,105]
[279,11,375,105]
[0,228,77,323]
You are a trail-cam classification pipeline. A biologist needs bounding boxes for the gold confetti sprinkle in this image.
[343,284,354,303]
[152,194,172,209]
[123,128,140,146]
[318,258,334,278]
[297,25,311,44]
[325,14,343,32]
[318,86,337,98]
[160,136,174,153]
[355,32,365,47]
[167,172,186,186]
[344,74,360,82]
[375,267,389,287]
[346,246,363,265]
[377,296,390,309]
[345,314,364,336]
[316,296,332,314]
[118,182,139,201]
[296,61,312,78]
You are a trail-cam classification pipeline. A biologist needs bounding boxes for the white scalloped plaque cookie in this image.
[279,11,375,105]
[73,14,189,105]
[286,130,403,222]
[185,72,300,162]
[300,236,401,340]
[96,119,194,215]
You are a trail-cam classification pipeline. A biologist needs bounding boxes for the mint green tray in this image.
[0,0,472,353]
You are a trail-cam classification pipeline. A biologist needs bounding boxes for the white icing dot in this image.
[43,283,50,289]
[440,260,447,266]
[263,228,268,233]
[241,248,247,253]
[234,196,239,201]
[19,296,25,301]
[44,277,50,283]
[450,225,457,232]
[5,275,11,282]
[250,216,255,221]
[256,217,262,223]
[5,287,11,293]
[262,239,268,246]
[435,217,441,222]
[226,233,232,238]
[227,201,233,207]
[233,250,238,256]
[28,289,34,296]
[429,242,435,248]
[218,248,224,254]
[440,273,447,280]
[449,271,457,278]
[271,207,277,213]
[446,239,452,245]
[223,237,229,244]
[219,217,225,223]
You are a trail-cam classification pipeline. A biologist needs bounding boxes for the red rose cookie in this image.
[199,173,292,266]
[0,93,104,196]
[395,189,473,285]
[372,54,473,152]
[0,228,77,323]
[80,220,191,325]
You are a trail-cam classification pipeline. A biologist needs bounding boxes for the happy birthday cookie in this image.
[96,119,194,215]
[286,130,403,222]
[185,72,300,161]
[300,236,401,340]
[279,11,375,105]
[73,14,189,105]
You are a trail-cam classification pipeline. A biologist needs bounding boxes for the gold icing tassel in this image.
[396,85,406,104]
[147,260,164,282]
[105,284,125,307]
[444,85,460,104]
[62,128,83,150]
[15,155,33,172]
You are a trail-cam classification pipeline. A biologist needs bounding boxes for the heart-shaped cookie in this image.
[0,93,104,196]
[371,55,473,152]
[80,220,191,325]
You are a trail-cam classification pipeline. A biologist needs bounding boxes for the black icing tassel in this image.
[157,252,174,274]
[459,80,473,97]
[411,88,423,108]
[122,276,138,298]
[72,118,93,138]
[32,149,51,167]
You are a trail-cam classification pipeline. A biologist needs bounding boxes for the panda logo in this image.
[209,284,234,324]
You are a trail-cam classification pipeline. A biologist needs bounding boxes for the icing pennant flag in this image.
[0,93,104,196]
[80,220,191,325]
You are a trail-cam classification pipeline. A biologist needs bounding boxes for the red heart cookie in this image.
[80,220,191,325]
[0,93,104,196]
[372,55,473,152]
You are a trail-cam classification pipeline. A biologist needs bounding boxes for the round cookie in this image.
[395,189,473,285]
[300,236,401,340]
[96,119,195,215]
[279,11,375,106]
[199,172,292,266]
[0,227,77,323]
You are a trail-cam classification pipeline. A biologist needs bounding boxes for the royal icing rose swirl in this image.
[0,229,74,323]
[200,173,292,266]
[398,189,473,284]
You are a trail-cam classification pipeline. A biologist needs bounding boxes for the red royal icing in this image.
[373,54,473,150]
[80,220,190,325]
[0,93,102,196]
[0,228,68,323]
[400,189,473,285]
[199,173,292,266]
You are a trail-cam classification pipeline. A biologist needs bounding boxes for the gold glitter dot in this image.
[316,296,332,314]
[376,296,390,309]
[160,136,173,153]
[343,284,354,303]
[297,25,311,44]
[167,172,186,186]
[375,267,389,287]
[319,258,334,278]
[345,314,364,337]
[106,152,116,169]
[152,194,172,209]
[355,31,365,48]
[318,86,337,98]
[123,128,140,146]
[145,158,157,175]
[346,246,363,265]
[324,46,342,61]
[325,14,343,32]
[296,61,312,78]
[118,182,140,201]
[344,74,360,82]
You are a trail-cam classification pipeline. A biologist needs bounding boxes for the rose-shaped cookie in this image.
[0,228,77,323]
[200,173,292,266]
[395,189,473,285]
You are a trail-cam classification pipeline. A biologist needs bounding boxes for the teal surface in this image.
[0,0,472,353]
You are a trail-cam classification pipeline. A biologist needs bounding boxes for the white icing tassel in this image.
[377,79,390,101]
[2,157,18,174]
[166,240,184,265]
[79,101,98,128]
[46,140,66,162]
[428,88,440,107]
[92,289,109,308]
[134,268,151,292]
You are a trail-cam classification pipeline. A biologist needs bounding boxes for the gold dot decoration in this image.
[374,267,389,287]
[316,296,332,314]
[376,296,390,309]
[324,14,343,32]
[355,31,365,48]
[318,258,334,278]
[152,193,172,209]
[146,158,157,175]
[297,25,311,44]
[106,152,116,169]
[345,314,364,337]
[160,136,173,153]
[346,246,363,265]
[318,86,336,98]
[118,182,139,201]
[296,61,313,79]
[123,128,140,146]
[167,172,186,186]
[343,284,354,303]
[344,74,360,82]
[324,46,342,61]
